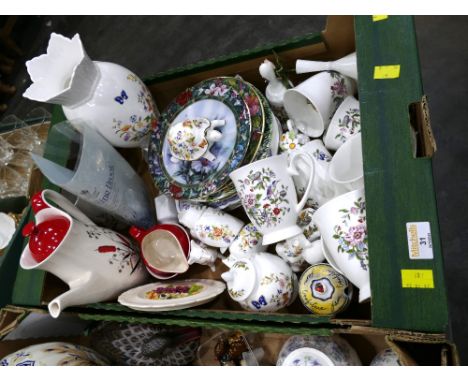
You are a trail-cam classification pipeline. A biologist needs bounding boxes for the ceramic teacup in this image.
[328,133,364,196]
[283,72,356,138]
[323,95,361,151]
[230,152,315,245]
[129,223,190,279]
[312,189,370,302]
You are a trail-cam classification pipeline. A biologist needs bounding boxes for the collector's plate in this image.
[148,78,252,200]
[117,279,226,312]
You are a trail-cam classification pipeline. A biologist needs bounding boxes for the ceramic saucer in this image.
[0,212,16,250]
[148,78,252,200]
[280,347,334,366]
[118,279,226,312]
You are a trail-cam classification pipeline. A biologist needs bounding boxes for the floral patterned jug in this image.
[23,33,158,148]
[20,189,148,318]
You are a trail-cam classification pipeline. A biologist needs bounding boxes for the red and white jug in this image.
[20,189,148,318]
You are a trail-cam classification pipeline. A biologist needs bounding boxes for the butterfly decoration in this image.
[115,90,128,105]
[251,295,267,309]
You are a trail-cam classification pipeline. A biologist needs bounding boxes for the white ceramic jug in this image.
[23,33,158,148]
[19,189,148,318]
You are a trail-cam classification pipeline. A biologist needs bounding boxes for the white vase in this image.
[23,33,158,148]
[296,52,358,80]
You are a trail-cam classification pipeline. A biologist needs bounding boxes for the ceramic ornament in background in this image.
[323,95,361,151]
[312,189,371,303]
[167,118,225,162]
[0,342,109,366]
[177,202,244,251]
[31,120,155,229]
[275,233,324,271]
[298,264,353,316]
[283,71,356,138]
[19,189,148,318]
[296,52,358,81]
[258,59,290,109]
[279,120,310,154]
[23,33,158,148]
[221,251,297,312]
[370,348,403,366]
[227,223,267,257]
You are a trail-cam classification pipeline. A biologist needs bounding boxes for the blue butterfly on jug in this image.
[115,90,128,105]
[251,295,268,309]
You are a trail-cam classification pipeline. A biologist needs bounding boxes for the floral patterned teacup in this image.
[312,188,370,302]
[230,153,315,245]
[283,71,356,138]
[323,95,361,151]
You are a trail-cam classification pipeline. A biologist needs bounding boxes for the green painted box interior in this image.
[0,16,449,334]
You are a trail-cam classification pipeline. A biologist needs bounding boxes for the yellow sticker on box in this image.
[401,269,434,289]
[373,65,401,79]
[372,15,388,22]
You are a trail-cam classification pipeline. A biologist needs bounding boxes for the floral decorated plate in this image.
[148,78,251,200]
[118,279,226,312]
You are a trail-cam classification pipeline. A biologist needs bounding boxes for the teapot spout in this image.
[48,275,95,318]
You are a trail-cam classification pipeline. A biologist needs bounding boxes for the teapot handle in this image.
[287,152,316,214]
[32,189,95,226]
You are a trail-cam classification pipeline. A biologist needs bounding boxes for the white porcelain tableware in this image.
[227,223,266,256]
[19,189,148,318]
[329,133,364,196]
[188,240,219,271]
[23,33,158,148]
[297,207,320,242]
[167,117,225,162]
[117,279,226,312]
[230,152,315,245]
[276,335,361,366]
[280,348,335,366]
[312,189,370,302]
[324,95,361,151]
[279,120,310,154]
[178,202,244,250]
[370,348,402,366]
[296,52,358,80]
[0,342,109,366]
[221,251,297,312]
[258,59,290,109]
[154,194,178,224]
[0,212,16,250]
[275,233,324,271]
[283,71,356,138]
[292,139,334,207]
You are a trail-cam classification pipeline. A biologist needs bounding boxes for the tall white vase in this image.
[296,52,358,80]
[23,33,158,148]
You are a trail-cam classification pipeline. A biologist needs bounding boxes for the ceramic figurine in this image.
[90,322,201,366]
[275,233,324,271]
[277,335,361,366]
[230,152,315,245]
[370,348,402,366]
[279,120,310,154]
[283,72,356,138]
[258,59,289,109]
[178,202,244,251]
[188,240,219,271]
[298,264,353,316]
[0,342,108,366]
[23,33,158,148]
[296,52,358,80]
[19,189,148,318]
[129,223,190,279]
[221,251,297,312]
[323,95,361,151]
[313,189,370,303]
[167,118,224,162]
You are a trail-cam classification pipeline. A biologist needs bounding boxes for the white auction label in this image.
[406,222,434,260]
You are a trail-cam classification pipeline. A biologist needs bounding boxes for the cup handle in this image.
[40,189,95,225]
[287,152,315,214]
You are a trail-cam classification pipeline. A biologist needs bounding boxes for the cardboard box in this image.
[0,16,451,336]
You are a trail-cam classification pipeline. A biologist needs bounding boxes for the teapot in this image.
[221,252,297,312]
[19,189,148,318]
[167,117,224,162]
